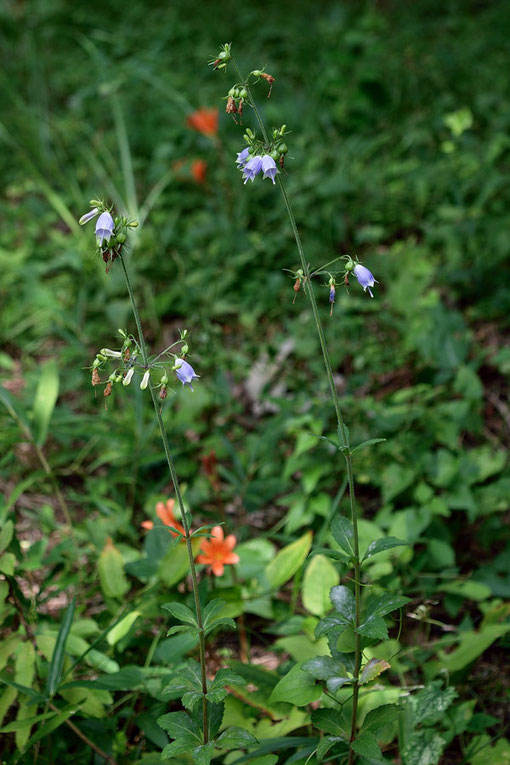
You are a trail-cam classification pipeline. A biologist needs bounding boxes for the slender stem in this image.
[231,60,362,759]
[119,253,209,743]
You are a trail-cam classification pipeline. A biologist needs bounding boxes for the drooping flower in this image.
[95,211,115,246]
[140,370,150,390]
[235,147,250,168]
[261,155,278,184]
[186,107,218,137]
[197,525,239,576]
[79,208,99,225]
[353,264,378,298]
[123,368,134,386]
[174,358,199,390]
[141,498,186,537]
[242,155,263,184]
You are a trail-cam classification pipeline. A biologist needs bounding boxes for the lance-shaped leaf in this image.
[265,531,312,589]
[45,598,75,697]
[362,537,408,562]
[360,658,391,684]
[330,516,354,557]
[162,602,198,626]
[302,656,352,693]
[350,438,387,456]
[357,593,410,640]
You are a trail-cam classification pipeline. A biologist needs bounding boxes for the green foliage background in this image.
[0,0,509,762]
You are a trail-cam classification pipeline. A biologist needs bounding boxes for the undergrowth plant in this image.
[210,44,411,763]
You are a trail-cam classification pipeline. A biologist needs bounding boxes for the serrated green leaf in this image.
[210,668,245,690]
[32,360,59,446]
[360,658,391,684]
[351,731,384,761]
[310,547,350,562]
[216,725,258,749]
[362,537,408,562]
[203,598,227,626]
[265,531,313,589]
[402,729,446,765]
[193,742,215,765]
[351,438,387,456]
[311,708,349,737]
[162,602,197,626]
[357,593,410,639]
[0,521,13,555]
[317,736,347,761]
[157,710,202,742]
[361,704,400,734]
[269,662,322,706]
[414,682,458,724]
[302,656,352,693]
[167,624,199,637]
[46,598,75,697]
[98,539,129,599]
[330,516,354,557]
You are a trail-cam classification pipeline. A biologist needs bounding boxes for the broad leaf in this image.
[268,662,321,706]
[317,736,347,761]
[361,704,400,734]
[302,555,340,617]
[0,521,13,555]
[330,516,354,557]
[357,593,410,640]
[106,611,140,646]
[98,540,129,599]
[302,656,352,693]
[360,658,391,684]
[157,710,202,743]
[265,531,313,589]
[362,537,408,562]
[414,682,458,724]
[311,708,349,738]
[193,742,215,765]
[216,726,258,749]
[351,731,384,761]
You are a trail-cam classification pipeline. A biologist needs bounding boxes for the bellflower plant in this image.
[210,45,408,765]
[81,201,254,763]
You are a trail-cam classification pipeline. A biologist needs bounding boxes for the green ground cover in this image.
[0,0,509,762]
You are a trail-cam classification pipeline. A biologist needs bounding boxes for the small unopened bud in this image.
[161,373,169,385]
[116,232,126,244]
[123,368,134,386]
[115,374,123,383]
[104,381,112,397]
[101,348,122,359]
[140,370,150,390]
[108,372,117,383]
[181,343,189,356]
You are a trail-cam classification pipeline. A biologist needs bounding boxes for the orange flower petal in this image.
[224,552,240,564]
[211,561,224,576]
[141,520,154,530]
[224,534,237,551]
[211,525,224,542]
[197,553,212,565]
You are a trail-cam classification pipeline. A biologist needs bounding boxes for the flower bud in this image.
[116,232,126,244]
[115,374,123,384]
[109,372,117,383]
[123,368,134,386]
[239,88,248,99]
[181,343,189,356]
[161,373,169,385]
[101,348,122,358]
[140,370,150,390]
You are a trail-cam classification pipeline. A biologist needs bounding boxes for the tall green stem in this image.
[232,59,362,759]
[119,254,209,743]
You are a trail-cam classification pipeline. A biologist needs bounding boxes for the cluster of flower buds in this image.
[225,84,248,119]
[235,125,289,184]
[90,329,199,403]
[208,43,232,71]
[79,200,138,272]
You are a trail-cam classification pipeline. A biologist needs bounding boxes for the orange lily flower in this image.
[141,499,186,538]
[197,525,239,576]
[186,107,218,137]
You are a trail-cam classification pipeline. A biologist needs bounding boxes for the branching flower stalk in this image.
[80,203,209,742]
[223,51,365,760]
